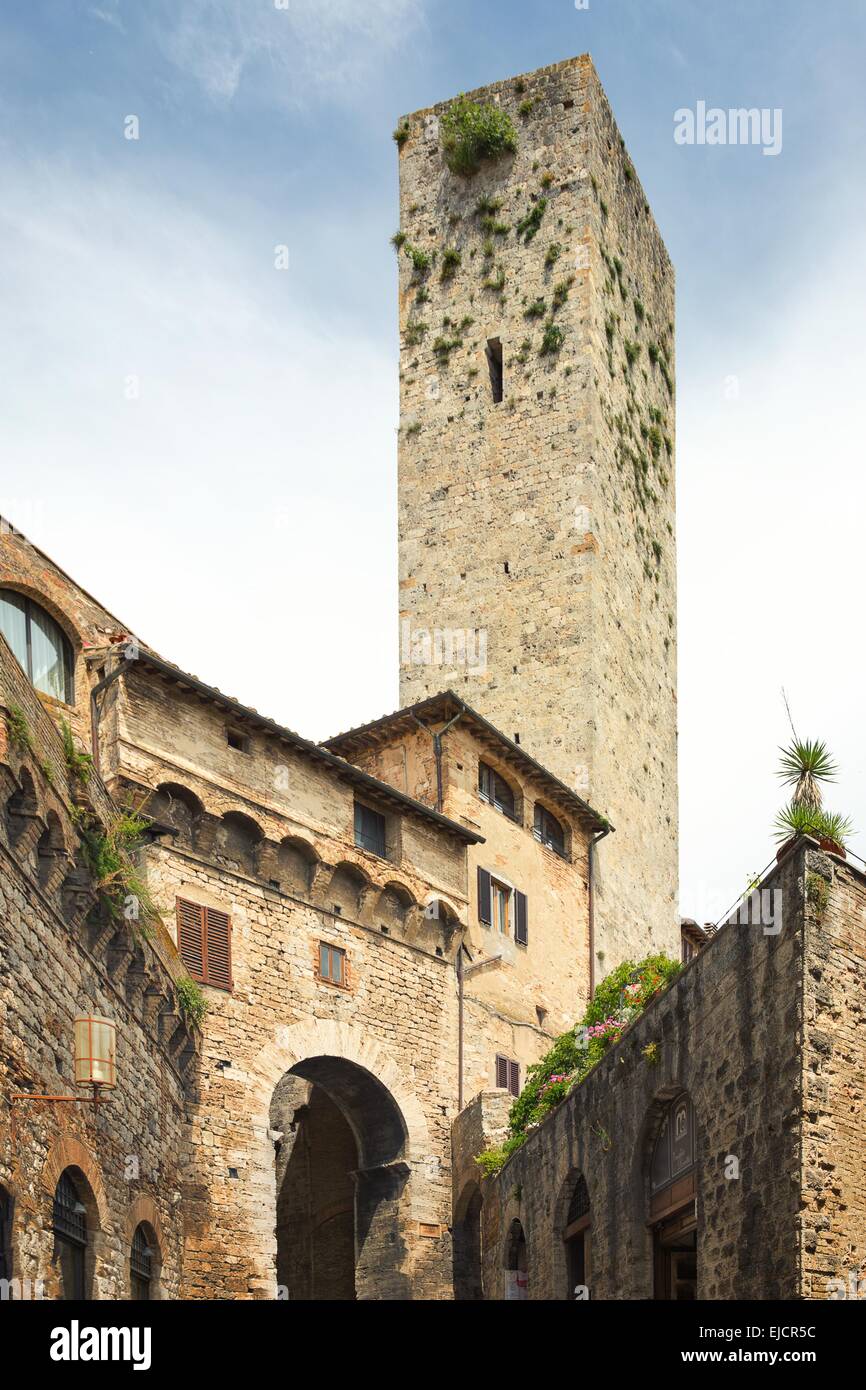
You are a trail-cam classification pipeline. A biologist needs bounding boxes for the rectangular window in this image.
[176,898,232,991]
[492,879,510,935]
[486,337,503,403]
[226,728,249,752]
[318,941,346,987]
[496,1054,520,1097]
[478,869,527,946]
[354,801,387,857]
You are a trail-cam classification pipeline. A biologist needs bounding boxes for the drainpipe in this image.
[588,825,611,997]
[457,945,503,1111]
[90,651,135,774]
[411,708,464,812]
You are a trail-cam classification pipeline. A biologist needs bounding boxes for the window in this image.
[564,1174,591,1299]
[0,1184,11,1284]
[53,1171,87,1300]
[0,589,74,703]
[496,1054,520,1097]
[226,728,249,752]
[486,337,504,403]
[318,941,347,987]
[130,1223,154,1300]
[477,867,528,945]
[504,1219,528,1300]
[354,801,386,857]
[534,803,566,857]
[176,898,233,991]
[478,761,516,819]
[650,1093,698,1300]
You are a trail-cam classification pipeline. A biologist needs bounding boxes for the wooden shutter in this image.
[204,906,232,991]
[177,899,205,980]
[176,899,232,991]
[515,890,528,946]
[508,1060,520,1097]
[496,1054,509,1089]
[477,867,492,926]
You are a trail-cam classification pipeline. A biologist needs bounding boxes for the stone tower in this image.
[396,55,679,967]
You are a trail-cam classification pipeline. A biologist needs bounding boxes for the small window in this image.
[354,801,386,857]
[534,804,566,856]
[477,868,528,945]
[318,941,347,987]
[130,1223,154,1300]
[0,1183,11,1283]
[478,761,516,819]
[53,1171,87,1301]
[226,728,249,752]
[486,337,503,403]
[176,898,233,991]
[496,1054,520,1097]
[492,878,511,936]
[0,589,74,703]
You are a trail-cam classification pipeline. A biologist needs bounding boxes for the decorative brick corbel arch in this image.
[125,1194,166,1299]
[40,1135,111,1299]
[41,1136,110,1229]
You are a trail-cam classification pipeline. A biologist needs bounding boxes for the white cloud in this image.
[0,154,400,740]
[147,0,424,104]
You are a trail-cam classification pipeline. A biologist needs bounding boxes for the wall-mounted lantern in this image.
[10,1015,116,1105]
[74,1015,117,1090]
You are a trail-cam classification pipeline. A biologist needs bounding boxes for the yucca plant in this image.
[777,738,837,809]
[774,802,853,851]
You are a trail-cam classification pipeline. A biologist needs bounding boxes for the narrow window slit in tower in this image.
[486,337,503,403]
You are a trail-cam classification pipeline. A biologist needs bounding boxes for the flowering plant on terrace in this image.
[475,953,682,1177]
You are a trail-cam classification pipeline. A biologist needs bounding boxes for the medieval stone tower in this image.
[396,55,679,967]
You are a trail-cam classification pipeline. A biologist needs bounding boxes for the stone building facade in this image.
[395,55,679,969]
[453,841,866,1301]
[1,519,602,1300]
[1,52,862,1307]
[0,632,195,1301]
[325,691,608,1101]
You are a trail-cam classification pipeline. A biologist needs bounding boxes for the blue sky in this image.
[2,0,865,921]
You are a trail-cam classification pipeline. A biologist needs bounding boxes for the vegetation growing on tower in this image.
[440,96,518,176]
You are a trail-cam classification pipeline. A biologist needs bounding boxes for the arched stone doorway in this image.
[453,1181,483,1300]
[271,1056,410,1301]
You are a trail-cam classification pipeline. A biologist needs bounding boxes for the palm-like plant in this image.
[774,802,853,849]
[777,738,837,809]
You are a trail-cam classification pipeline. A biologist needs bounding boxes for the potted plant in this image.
[774,737,852,859]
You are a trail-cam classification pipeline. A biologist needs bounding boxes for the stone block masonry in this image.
[457,841,865,1300]
[395,55,679,972]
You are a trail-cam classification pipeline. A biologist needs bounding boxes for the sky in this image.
[1,0,865,923]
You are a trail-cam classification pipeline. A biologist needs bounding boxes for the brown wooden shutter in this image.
[177,899,205,981]
[203,906,232,991]
[508,1060,520,1097]
[495,1054,508,1089]
[515,890,528,946]
[477,867,492,926]
[176,898,232,991]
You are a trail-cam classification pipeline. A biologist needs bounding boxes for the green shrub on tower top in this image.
[440,96,518,176]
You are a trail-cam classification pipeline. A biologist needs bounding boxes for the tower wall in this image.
[396,55,678,964]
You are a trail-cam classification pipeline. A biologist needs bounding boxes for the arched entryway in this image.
[563,1173,591,1299]
[649,1092,698,1299]
[271,1056,410,1301]
[453,1182,483,1300]
[504,1218,528,1300]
